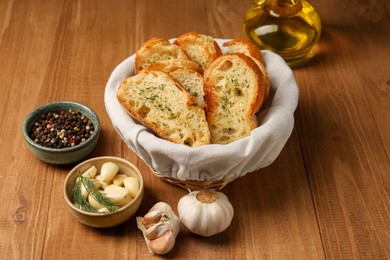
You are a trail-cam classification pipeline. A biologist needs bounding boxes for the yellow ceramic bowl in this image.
[63,156,144,228]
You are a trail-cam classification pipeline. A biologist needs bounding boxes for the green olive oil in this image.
[243,0,321,68]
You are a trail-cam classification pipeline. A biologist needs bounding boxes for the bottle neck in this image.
[264,0,303,17]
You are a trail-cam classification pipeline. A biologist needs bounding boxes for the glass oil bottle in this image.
[242,0,321,68]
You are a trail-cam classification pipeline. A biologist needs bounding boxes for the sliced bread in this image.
[135,38,189,74]
[145,58,203,75]
[223,39,270,100]
[117,70,210,147]
[203,53,265,144]
[173,32,222,70]
[170,68,205,109]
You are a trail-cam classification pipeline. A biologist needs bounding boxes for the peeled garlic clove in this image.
[88,193,105,210]
[100,162,119,182]
[105,193,131,206]
[80,178,101,199]
[112,174,128,186]
[92,179,101,190]
[104,184,132,206]
[81,165,97,178]
[94,175,111,189]
[76,166,98,183]
[98,207,110,213]
[104,184,128,196]
[80,183,89,199]
[123,176,140,198]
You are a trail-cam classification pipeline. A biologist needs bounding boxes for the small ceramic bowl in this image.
[63,156,144,228]
[22,101,100,165]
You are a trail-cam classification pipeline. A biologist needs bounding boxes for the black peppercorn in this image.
[29,110,94,149]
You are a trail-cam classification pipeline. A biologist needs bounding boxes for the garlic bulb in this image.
[177,189,234,237]
[137,202,180,255]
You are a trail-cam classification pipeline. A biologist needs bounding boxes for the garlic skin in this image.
[137,202,180,255]
[178,190,234,237]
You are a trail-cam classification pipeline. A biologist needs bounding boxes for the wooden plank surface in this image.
[294,1,390,259]
[0,0,389,259]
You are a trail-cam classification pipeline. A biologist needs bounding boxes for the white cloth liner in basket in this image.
[104,39,298,182]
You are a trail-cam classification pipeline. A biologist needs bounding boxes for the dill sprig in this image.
[72,174,119,214]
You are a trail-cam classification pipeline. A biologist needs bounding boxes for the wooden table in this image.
[1,0,389,259]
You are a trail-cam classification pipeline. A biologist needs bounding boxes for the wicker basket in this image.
[152,170,235,190]
[105,38,298,190]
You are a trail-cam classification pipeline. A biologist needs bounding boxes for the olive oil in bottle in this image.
[243,0,321,68]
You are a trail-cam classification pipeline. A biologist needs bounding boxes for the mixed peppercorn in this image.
[29,110,94,149]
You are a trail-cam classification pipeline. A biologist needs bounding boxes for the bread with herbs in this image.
[145,58,203,75]
[117,70,210,147]
[173,32,222,70]
[135,38,189,74]
[170,68,205,109]
[223,39,270,100]
[203,53,266,144]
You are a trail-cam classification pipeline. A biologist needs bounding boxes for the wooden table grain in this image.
[1,0,389,259]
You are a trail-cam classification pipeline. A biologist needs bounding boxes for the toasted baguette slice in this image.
[170,68,205,109]
[135,38,189,74]
[204,53,265,144]
[223,39,264,64]
[174,32,222,70]
[117,70,210,147]
[145,58,203,75]
[223,39,270,100]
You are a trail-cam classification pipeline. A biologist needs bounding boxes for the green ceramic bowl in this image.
[63,156,144,228]
[22,101,100,165]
